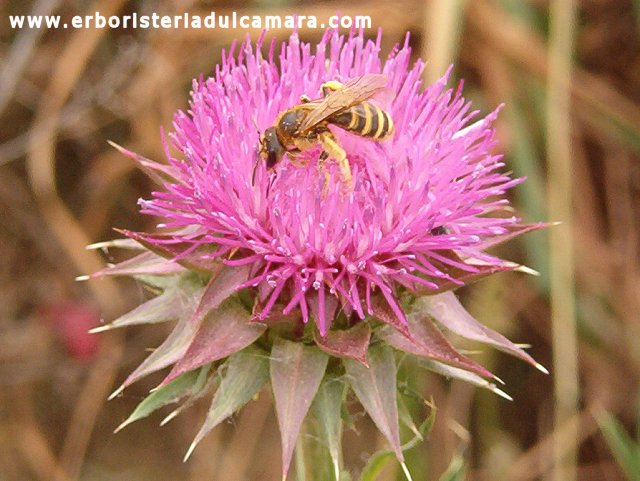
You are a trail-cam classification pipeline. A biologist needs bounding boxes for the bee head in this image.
[253,127,284,188]
[259,127,284,170]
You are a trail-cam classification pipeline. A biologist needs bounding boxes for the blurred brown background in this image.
[1,0,639,480]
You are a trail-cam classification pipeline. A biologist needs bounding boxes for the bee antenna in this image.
[252,155,260,186]
[251,118,263,186]
[251,116,260,135]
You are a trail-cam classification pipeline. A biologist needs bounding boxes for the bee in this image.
[255,73,394,189]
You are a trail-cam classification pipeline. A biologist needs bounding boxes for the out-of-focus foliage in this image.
[597,403,640,481]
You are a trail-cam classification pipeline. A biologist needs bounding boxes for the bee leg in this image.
[299,94,312,103]
[321,80,344,97]
[287,150,308,168]
[318,131,352,189]
[318,151,331,195]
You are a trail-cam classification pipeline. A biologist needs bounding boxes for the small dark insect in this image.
[430,226,449,236]
[253,73,394,189]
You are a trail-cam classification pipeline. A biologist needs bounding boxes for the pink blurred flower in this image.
[43,302,100,361]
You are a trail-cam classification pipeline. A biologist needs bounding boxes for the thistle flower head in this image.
[93,29,546,479]
[136,30,526,334]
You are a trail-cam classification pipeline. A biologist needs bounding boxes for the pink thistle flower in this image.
[137,30,528,334]
[91,29,547,479]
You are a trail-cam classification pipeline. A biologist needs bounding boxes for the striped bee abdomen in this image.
[330,102,394,140]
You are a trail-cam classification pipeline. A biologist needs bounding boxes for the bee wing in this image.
[368,86,396,111]
[297,73,389,133]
